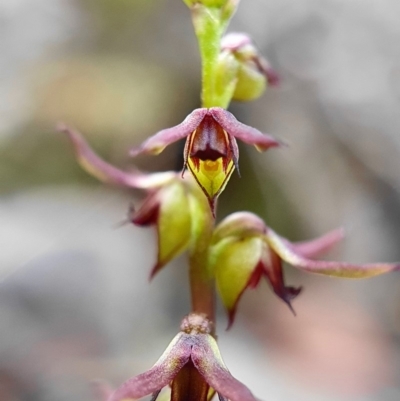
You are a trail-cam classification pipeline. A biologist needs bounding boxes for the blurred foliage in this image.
[81,0,162,32]
[31,56,175,137]
[219,145,303,239]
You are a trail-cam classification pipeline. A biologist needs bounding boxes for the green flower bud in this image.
[220,33,280,102]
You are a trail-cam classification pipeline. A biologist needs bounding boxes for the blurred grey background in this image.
[1,0,400,400]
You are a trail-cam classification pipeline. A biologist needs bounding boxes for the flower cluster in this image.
[56,1,400,401]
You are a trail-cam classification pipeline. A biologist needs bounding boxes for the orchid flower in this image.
[209,212,400,327]
[57,124,211,277]
[129,108,281,210]
[106,314,257,401]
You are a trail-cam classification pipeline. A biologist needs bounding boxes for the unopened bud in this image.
[221,32,280,101]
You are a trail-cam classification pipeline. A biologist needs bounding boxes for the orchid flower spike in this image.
[107,314,257,401]
[130,108,282,210]
[209,212,400,328]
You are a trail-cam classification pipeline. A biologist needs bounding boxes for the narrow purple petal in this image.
[57,123,176,189]
[192,335,257,401]
[265,228,400,278]
[260,245,301,314]
[57,123,146,187]
[109,333,193,401]
[130,108,208,156]
[209,107,282,151]
[291,228,344,259]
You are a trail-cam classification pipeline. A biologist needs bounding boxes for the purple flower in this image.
[106,314,257,401]
[210,212,400,327]
[130,107,281,209]
[57,124,211,277]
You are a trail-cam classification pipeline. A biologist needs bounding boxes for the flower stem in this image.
[192,6,234,109]
[189,251,216,330]
[188,203,216,334]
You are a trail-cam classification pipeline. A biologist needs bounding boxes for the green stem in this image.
[192,6,232,109]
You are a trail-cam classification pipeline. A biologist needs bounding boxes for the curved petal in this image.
[57,124,175,189]
[209,108,282,151]
[260,243,301,314]
[130,108,208,156]
[191,334,257,401]
[291,228,344,259]
[265,228,400,278]
[109,333,193,401]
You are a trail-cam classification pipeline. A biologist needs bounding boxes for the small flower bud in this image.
[221,32,280,101]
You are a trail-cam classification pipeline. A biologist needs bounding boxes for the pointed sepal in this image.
[209,108,282,152]
[265,228,400,278]
[259,242,302,315]
[109,333,192,401]
[57,123,175,189]
[130,109,208,156]
[192,334,257,401]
